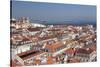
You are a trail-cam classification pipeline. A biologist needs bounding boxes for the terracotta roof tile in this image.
[45,42,64,49]
[75,48,94,54]
[65,48,75,54]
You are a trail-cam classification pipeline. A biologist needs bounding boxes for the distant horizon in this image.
[11,1,96,25]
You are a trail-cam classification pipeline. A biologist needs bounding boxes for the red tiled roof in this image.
[39,35,55,40]
[65,48,75,54]
[75,48,94,54]
[27,27,41,31]
[84,44,96,51]
[45,41,64,49]
[22,38,30,42]
[67,58,80,63]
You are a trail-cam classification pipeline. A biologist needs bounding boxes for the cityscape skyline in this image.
[10,1,97,66]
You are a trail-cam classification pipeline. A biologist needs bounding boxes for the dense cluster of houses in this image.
[10,17,96,66]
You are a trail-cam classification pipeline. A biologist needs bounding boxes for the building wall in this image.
[14,43,33,54]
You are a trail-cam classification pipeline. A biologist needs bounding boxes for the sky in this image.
[11,1,96,25]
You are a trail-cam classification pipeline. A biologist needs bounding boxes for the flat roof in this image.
[17,50,43,60]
